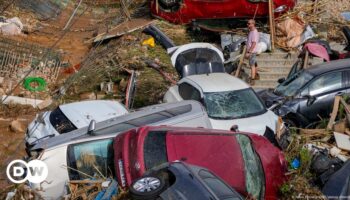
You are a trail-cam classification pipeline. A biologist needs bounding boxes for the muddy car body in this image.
[114,126,288,199]
[150,0,296,25]
[258,59,350,127]
[27,101,211,199]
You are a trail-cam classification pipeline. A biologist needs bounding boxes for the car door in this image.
[297,70,348,122]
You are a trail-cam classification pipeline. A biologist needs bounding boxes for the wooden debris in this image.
[327,96,342,130]
[234,45,247,77]
[89,19,154,43]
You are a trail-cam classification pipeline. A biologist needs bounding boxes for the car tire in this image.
[130,175,165,200]
[158,0,181,10]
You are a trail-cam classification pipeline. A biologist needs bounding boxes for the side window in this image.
[199,170,237,199]
[302,71,343,96]
[67,139,114,180]
[178,82,201,101]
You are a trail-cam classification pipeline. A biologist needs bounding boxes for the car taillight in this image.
[118,159,126,187]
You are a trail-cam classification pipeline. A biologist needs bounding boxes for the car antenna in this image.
[87,120,96,135]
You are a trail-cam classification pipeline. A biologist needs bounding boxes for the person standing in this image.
[245,19,259,85]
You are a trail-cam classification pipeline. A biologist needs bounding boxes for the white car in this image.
[25,100,128,146]
[164,43,279,135]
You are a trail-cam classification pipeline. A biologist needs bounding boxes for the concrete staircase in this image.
[243,51,299,89]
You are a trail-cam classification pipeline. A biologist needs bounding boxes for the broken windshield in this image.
[203,88,266,119]
[275,70,313,97]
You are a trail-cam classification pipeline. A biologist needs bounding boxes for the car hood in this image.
[26,111,58,145]
[257,89,285,108]
[60,100,128,128]
[209,110,278,135]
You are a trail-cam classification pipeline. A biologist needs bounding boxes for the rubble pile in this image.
[276,0,350,49]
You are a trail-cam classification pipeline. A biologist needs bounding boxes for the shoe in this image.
[248,78,255,86]
[256,73,260,80]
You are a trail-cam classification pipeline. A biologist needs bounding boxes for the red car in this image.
[114,126,288,199]
[150,0,296,25]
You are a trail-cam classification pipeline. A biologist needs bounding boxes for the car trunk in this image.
[165,131,247,195]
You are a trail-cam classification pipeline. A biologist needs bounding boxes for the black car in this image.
[258,59,350,128]
[129,161,243,200]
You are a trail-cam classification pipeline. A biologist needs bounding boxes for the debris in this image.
[234,46,247,77]
[94,179,118,200]
[275,17,305,48]
[268,0,276,51]
[142,37,155,48]
[143,24,175,50]
[341,12,350,21]
[91,18,154,43]
[0,17,23,36]
[37,98,52,110]
[304,43,330,62]
[145,60,176,85]
[1,95,43,107]
[125,70,137,109]
[10,119,25,133]
[291,158,300,169]
[23,77,47,92]
[79,92,96,100]
[334,132,350,151]
[16,0,63,21]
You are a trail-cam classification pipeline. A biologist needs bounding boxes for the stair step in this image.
[256,66,293,73]
[257,52,298,60]
[255,59,296,67]
[253,80,279,88]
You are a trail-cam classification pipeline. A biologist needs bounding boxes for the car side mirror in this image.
[87,120,96,135]
[304,95,316,106]
[277,77,286,84]
[230,125,239,132]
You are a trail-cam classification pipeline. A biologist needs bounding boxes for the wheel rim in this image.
[133,177,161,192]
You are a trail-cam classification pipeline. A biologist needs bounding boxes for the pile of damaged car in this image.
[19,43,292,200]
[4,1,350,199]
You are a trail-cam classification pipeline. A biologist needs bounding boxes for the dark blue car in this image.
[129,161,243,200]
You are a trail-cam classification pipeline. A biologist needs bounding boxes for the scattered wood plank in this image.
[88,19,154,43]
[268,0,276,51]
[327,96,341,130]
[234,45,247,77]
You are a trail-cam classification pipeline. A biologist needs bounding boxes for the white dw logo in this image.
[6,160,48,184]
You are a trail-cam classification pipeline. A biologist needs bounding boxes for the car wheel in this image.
[130,176,165,200]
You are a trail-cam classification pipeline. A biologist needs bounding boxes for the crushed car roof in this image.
[59,100,128,128]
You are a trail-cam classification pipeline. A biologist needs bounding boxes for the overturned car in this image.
[150,0,296,25]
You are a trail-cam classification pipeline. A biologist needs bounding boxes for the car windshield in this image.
[203,88,266,119]
[235,134,265,199]
[275,70,313,97]
[49,107,77,134]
